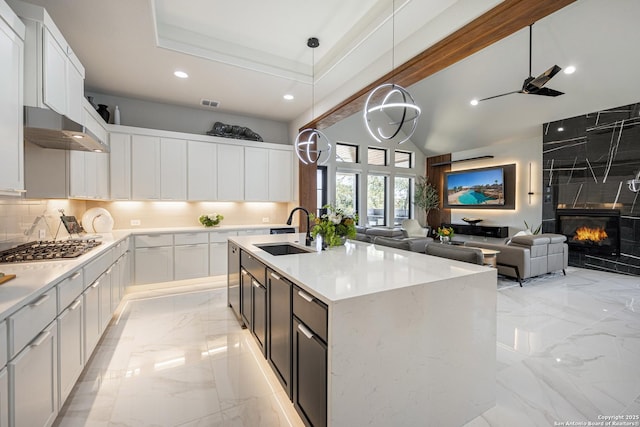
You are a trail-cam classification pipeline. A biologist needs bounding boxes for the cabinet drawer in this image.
[84,250,112,286]
[293,286,327,343]
[135,233,173,248]
[9,287,57,358]
[210,230,238,243]
[57,269,84,313]
[237,228,269,236]
[240,251,265,285]
[174,232,208,246]
[0,321,6,369]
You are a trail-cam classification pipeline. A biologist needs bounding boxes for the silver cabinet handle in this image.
[297,323,314,340]
[70,299,82,310]
[270,272,281,281]
[252,279,261,288]
[31,330,51,347]
[91,280,100,288]
[30,293,50,307]
[70,271,81,280]
[297,290,314,303]
[241,269,248,276]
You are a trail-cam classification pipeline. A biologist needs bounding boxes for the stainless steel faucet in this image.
[286,207,313,246]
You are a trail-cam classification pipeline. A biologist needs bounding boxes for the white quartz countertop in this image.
[230,233,494,304]
[118,224,292,234]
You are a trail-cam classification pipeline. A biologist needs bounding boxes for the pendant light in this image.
[363,0,421,144]
[295,37,332,165]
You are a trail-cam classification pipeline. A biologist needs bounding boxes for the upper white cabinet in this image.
[244,147,269,201]
[160,138,187,200]
[217,144,244,201]
[9,0,85,122]
[109,133,131,200]
[268,149,292,201]
[187,140,217,201]
[0,0,25,195]
[131,134,161,200]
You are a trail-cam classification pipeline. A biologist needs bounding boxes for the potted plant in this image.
[310,205,358,248]
[199,213,224,227]
[414,176,439,224]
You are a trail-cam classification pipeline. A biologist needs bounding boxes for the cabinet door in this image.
[240,269,252,329]
[99,268,113,331]
[109,133,131,199]
[57,298,83,405]
[68,151,85,198]
[9,321,58,427]
[0,15,24,193]
[244,147,268,201]
[131,134,161,200]
[209,242,228,276]
[134,246,174,285]
[216,144,244,200]
[65,60,83,124]
[269,150,292,201]
[42,28,66,115]
[83,280,101,357]
[160,138,187,200]
[252,277,267,356]
[267,270,292,395]
[0,368,7,427]
[84,151,98,198]
[174,244,209,280]
[96,152,109,199]
[187,140,217,201]
[293,317,327,427]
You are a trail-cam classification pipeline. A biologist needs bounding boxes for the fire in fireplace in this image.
[556,209,620,256]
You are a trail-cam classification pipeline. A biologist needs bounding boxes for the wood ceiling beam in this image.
[306,0,576,131]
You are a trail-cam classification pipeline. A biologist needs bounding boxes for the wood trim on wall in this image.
[297,161,317,232]
[426,154,451,228]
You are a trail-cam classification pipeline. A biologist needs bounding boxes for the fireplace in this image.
[556,209,621,256]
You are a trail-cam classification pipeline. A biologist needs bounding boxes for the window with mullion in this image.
[367,174,387,226]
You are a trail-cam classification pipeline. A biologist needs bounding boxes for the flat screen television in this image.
[444,166,505,207]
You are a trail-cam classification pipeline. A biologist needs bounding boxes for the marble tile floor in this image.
[53,267,640,427]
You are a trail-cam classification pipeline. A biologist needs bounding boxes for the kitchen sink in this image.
[255,243,314,256]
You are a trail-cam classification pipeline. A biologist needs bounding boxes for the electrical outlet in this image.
[131,219,141,226]
[38,229,46,239]
[262,217,270,223]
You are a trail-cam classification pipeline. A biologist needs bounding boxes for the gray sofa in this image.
[464,233,568,286]
[357,226,433,252]
[425,242,484,265]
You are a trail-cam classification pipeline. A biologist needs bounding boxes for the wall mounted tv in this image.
[444,166,506,208]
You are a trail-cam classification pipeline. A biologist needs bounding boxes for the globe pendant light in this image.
[363,0,421,144]
[295,37,332,165]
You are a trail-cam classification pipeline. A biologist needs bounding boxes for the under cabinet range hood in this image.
[23,107,110,153]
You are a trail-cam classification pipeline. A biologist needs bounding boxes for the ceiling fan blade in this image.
[526,65,562,90]
[477,90,521,102]
[531,87,564,97]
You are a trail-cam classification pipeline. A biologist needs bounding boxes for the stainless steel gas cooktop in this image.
[0,239,102,263]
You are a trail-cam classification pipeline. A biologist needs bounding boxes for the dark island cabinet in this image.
[240,268,252,328]
[240,250,267,356]
[267,269,292,397]
[292,285,328,427]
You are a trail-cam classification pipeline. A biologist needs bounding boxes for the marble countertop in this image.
[230,233,493,304]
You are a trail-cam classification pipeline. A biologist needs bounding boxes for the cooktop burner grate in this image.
[0,239,102,263]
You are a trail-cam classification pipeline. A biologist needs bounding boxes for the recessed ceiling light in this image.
[563,66,576,75]
[470,99,479,106]
[174,70,189,79]
[283,94,294,101]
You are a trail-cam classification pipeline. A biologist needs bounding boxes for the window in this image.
[394,177,412,225]
[336,172,358,215]
[368,147,387,166]
[317,166,328,215]
[395,150,413,168]
[336,143,358,163]
[367,175,387,226]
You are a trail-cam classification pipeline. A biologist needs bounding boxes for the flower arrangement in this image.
[199,213,224,227]
[310,205,358,247]
[437,226,454,239]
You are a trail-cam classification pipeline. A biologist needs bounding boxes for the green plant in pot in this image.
[199,213,224,227]
[414,176,439,225]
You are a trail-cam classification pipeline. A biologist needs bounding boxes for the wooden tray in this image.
[0,274,16,285]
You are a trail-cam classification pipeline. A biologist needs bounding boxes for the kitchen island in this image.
[229,233,497,427]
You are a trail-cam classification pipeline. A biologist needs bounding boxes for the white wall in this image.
[86,91,290,144]
[450,131,543,235]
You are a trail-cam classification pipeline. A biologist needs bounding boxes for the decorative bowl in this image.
[462,217,483,225]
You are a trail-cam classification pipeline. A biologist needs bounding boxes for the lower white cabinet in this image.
[99,269,113,331]
[0,368,7,427]
[174,244,209,280]
[57,298,83,405]
[9,321,58,427]
[83,280,101,358]
[135,246,174,285]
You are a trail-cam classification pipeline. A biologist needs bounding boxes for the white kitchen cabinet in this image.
[160,138,187,200]
[109,132,131,200]
[237,228,270,236]
[9,321,58,427]
[244,147,269,201]
[68,150,85,198]
[96,152,109,199]
[68,151,109,200]
[187,140,217,201]
[42,27,66,115]
[131,134,161,200]
[65,58,84,124]
[217,144,244,201]
[0,367,7,427]
[175,244,209,280]
[57,297,83,406]
[269,149,293,201]
[210,231,237,276]
[83,278,100,357]
[99,268,113,330]
[0,3,24,195]
[135,246,174,285]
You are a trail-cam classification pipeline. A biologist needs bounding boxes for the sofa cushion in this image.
[510,235,551,246]
[425,243,484,265]
[543,233,567,244]
[366,227,404,238]
[401,219,428,238]
[373,236,411,251]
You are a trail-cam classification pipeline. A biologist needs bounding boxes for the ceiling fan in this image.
[475,24,564,103]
